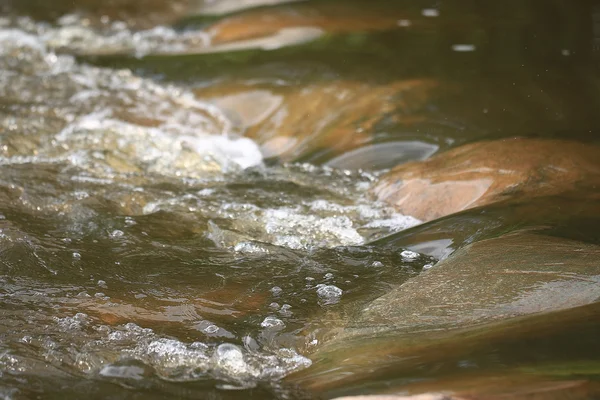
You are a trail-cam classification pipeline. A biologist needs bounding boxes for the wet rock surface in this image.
[372,138,600,222]
[200,80,438,162]
[204,1,415,45]
[330,378,600,400]
[350,232,600,334]
[292,266,600,397]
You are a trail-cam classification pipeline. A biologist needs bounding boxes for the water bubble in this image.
[316,284,343,305]
[371,261,384,268]
[270,286,282,296]
[324,272,334,280]
[204,325,219,334]
[233,241,268,254]
[279,304,292,317]
[99,364,146,380]
[213,343,249,377]
[110,229,124,238]
[423,263,434,270]
[19,336,32,344]
[400,250,419,261]
[72,252,81,260]
[260,316,285,330]
[55,313,88,331]
[124,217,136,226]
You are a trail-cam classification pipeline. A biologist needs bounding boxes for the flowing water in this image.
[1,1,600,399]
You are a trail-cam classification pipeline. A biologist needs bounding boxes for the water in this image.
[1,1,600,399]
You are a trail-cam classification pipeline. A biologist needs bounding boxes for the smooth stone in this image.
[333,395,453,400]
[350,232,600,334]
[371,192,600,260]
[192,0,305,16]
[325,141,439,171]
[289,236,600,393]
[372,138,600,222]
[330,378,600,400]
[165,26,324,55]
[199,79,438,162]
[205,2,416,45]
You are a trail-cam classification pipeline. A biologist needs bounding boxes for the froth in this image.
[0,24,264,179]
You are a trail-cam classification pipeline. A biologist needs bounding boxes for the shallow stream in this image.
[1,1,600,399]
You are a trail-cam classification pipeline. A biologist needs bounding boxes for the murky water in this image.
[2,1,600,399]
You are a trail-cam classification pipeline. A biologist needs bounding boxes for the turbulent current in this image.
[0,14,428,398]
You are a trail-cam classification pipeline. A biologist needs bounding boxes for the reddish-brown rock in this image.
[372,138,600,222]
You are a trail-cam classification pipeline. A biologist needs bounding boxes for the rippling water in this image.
[0,9,434,398]
[2,1,600,399]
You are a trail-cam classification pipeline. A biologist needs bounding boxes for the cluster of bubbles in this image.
[0,20,263,180]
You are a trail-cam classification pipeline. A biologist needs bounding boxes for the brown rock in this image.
[194,0,304,17]
[205,2,417,44]
[352,232,600,332]
[372,138,600,222]
[199,79,438,161]
[330,378,600,400]
[332,395,454,400]
[290,234,600,393]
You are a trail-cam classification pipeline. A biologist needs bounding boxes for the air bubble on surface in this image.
[99,364,147,380]
[316,284,343,305]
[260,316,285,330]
[279,304,292,317]
[400,250,420,261]
[270,286,283,296]
[55,313,88,331]
[212,343,252,378]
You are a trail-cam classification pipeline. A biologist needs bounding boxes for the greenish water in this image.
[1,1,600,399]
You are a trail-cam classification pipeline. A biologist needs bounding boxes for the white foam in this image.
[0,25,264,178]
[260,316,285,330]
[36,319,313,384]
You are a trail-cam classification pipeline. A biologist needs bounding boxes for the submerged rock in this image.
[351,232,600,334]
[372,138,600,222]
[200,79,438,162]
[291,233,600,394]
[204,1,417,45]
[331,378,600,400]
[333,395,453,400]
[194,0,305,17]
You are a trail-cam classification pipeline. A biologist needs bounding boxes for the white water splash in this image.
[0,28,264,179]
